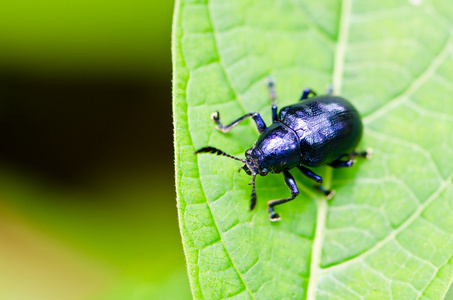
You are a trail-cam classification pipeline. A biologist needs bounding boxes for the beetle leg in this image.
[316,185,336,200]
[350,148,373,159]
[267,170,299,221]
[297,165,323,183]
[329,148,372,168]
[329,159,355,168]
[300,88,317,101]
[267,76,278,122]
[211,111,267,133]
[298,166,335,199]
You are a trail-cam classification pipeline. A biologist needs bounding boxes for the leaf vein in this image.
[363,32,453,124]
[196,164,256,298]
[329,273,363,299]
[319,172,453,275]
[366,129,444,181]
[289,0,337,44]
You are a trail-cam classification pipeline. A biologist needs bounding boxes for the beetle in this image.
[195,77,371,221]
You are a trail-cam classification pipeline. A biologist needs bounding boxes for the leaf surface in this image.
[173,0,453,298]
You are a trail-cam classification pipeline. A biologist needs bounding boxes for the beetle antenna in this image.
[195,147,246,163]
[267,76,277,106]
[249,172,257,210]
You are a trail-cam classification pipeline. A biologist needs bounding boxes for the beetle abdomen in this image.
[279,96,362,167]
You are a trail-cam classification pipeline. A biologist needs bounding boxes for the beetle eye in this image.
[245,149,252,156]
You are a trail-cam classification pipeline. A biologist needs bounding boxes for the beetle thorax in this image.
[253,123,301,173]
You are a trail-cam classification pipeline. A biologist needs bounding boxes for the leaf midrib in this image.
[309,11,453,298]
[306,0,352,298]
[315,30,453,275]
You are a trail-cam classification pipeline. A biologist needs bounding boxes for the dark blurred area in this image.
[0,1,190,299]
[0,73,170,184]
[0,75,152,179]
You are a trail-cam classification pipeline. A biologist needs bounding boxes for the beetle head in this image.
[244,148,269,176]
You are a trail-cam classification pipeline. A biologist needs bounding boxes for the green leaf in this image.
[172,0,453,298]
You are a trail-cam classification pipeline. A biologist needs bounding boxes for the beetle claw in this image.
[211,111,220,122]
[267,205,281,221]
[326,189,336,200]
[270,215,281,222]
[365,148,373,159]
[269,212,281,222]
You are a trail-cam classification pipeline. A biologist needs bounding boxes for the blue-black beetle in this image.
[196,77,370,221]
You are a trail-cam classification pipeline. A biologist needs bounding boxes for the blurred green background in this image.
[0,1,191,299]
